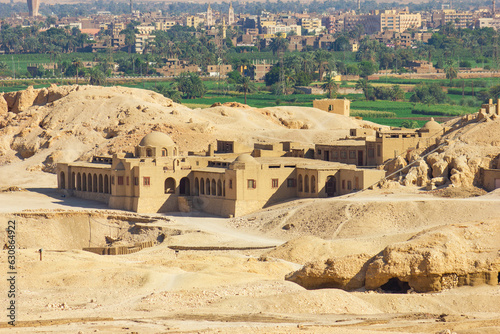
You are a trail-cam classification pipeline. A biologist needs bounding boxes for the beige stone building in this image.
[315,119,445,166]
[57,132,385,217]
[313,99,350,117]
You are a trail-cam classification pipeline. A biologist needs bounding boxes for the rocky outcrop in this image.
[286,221,500,293]
[385,155,407,176]
[285,253,372,290]
[0,84,77,114]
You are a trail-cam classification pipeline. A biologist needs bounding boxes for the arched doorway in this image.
[200,178,205,195]
[59,171,65,189]
[194,178,199,196]
[326,176,336,197]
[180,177,190,195]
[206,178,210,195]
[88,174,92,192]
[311,176,316,193]
[298,174,303,192]
[71,172,76,190]
[304,175,309,193]
[165,177,176,194]
[93,174,97,192]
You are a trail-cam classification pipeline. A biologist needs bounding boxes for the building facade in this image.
[57,132,385,217]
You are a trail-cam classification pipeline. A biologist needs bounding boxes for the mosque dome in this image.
[232,154,258,164]
[139,131,175,147]
[421,118,443,131]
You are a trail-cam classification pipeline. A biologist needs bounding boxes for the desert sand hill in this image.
[0,85,499,333]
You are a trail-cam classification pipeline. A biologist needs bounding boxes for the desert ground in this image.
[0,85,499,333]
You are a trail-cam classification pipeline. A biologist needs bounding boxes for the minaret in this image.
[222,18,226,38]
[228,2,235,25]
[207,3,213,28]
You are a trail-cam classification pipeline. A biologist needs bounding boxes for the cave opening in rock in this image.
[380,277,410,293]
[498,272,500,284]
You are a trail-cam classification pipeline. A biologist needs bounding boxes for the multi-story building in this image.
[27,0,40,17]
[344,14,381,34]
[380,9,421,32]
[432,10,474,29]
[185,16,203,28]
[300,18,323,33]
[262,24,301,36]
[155,20,176,31]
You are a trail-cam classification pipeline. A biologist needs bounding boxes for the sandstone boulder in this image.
[365,221,500,292]
[431,159,449,178]
[285,253,373,290]
[404,160,429,186]
[12,86,39,113]
[449,155,474,187]
[385,155,407,176]
[0,95,7,115]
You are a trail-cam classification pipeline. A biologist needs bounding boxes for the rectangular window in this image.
[342,180,345,189]
[287,178,296,187]
[368,148,375,158]
[347,180,352,190]
[349,150,356,159]
[377,145,381,157]
[134,177,139,186]
[247,179,256,189]
[118,176,124,185]
[229,179,233,189]
[317,149,322,154]
[143,177,150,186]
[126,176,129,185]
[341,151,347,159]
[332,151,338,158]
[272,178,279,188]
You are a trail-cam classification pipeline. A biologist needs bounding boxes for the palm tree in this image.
[355,78,374,100]
[322,74,339,99]
[445,65,458,86]
[236,76,256,104]
[72,58,83,84]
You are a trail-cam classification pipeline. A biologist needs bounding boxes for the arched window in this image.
[194,178,200,196]
[99,174,103,193]
[304,175,309,193]
[104,175,109,194]
[71,172,76,190]
[200,178,205,195]
[93,174,98,192]
[298,174,303,192]
[217,180,222,196]
[146,148,153,157]
[206,178,210,195]
[223,180,226,197]
[82,173,87,191]
[161,148,167,157]
[165,177,176,194]
[88,173,92,192]
[59,171,65,189]
[212,180,216,196]
[77,173,82,191]
[311,176,316,193]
